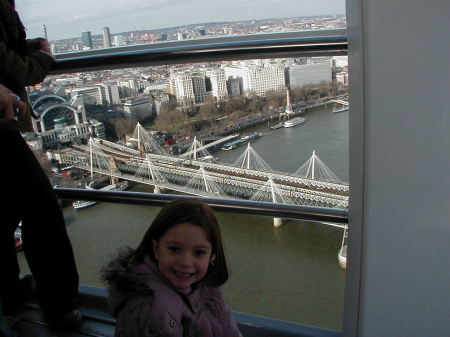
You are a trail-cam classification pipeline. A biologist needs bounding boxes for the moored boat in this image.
[270,122,284,129]
[72,200,97,210]
[240,132,263,143]
[284,117,306,127]
[221,132,263,150]
[73,181,129,210]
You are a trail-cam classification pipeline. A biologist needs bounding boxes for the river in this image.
[18,103,348,331]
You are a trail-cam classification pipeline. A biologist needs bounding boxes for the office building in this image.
[169,72,195,105]
[103,27,112,48]
[192,74,207,103]
[70,86,110,105]
[224,63,285,97]
[123,96,153,122]
[81,31,92,49]
[205,68,228,100]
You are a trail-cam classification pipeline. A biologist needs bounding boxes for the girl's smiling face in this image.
[152,223,213,289]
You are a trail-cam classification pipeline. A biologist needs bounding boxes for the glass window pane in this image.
[18,201,346,330]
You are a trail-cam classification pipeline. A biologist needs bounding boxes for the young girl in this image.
[103,199,242,337]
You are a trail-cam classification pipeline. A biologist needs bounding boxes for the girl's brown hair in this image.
[127,198,229,287]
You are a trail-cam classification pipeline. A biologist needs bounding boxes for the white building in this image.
[224,63,285,96]
[70,86,105,105]
[123,96,153,121]
[114,35,125,46]
[205,68,228,100]
[332,56,348,68]
[144,81,168,93]
[169,72,195,106]
[100,83,121,105]
[288,62,332,88]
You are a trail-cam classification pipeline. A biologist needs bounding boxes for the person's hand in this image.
[39,38,51,54]
[0,84,27,124]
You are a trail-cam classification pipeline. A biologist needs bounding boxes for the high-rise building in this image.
[81,31,92,49]
[42,24,48,39]
[103,27,112,48]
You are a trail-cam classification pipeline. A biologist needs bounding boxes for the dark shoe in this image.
[48,308,82,328]
[2,275,36,316]
[2,315,20,336]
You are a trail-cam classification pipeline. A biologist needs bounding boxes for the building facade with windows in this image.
[224,63,285,96]
[81,31,92,49]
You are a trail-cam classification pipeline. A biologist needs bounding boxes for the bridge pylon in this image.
[250,177,296,227]
[184,136,212,160]
[233,143,272,171]
[132,123,166,156]
[133,155,169,192]
[295,150,343,184]
[185,167,226,197]
[89,137,120,179]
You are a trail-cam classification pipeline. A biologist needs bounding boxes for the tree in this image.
[109,118,137,140]
[198,96,217,120]
[154,109,187,135]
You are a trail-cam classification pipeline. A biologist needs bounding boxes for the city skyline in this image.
[16,0,345,40]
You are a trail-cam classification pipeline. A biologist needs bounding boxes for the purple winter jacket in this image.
[103,254,243,337]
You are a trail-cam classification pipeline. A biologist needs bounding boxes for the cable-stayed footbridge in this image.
[60,124,348,211]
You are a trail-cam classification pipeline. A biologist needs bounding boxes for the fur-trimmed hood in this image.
[102,250,242,337]
[102,250,154,316]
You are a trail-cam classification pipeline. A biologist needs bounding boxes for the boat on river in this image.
[284,117,305,127]
[73,181,129,210]
[72,200,97,210]
[221,132,263,150]
[270,122,285,129]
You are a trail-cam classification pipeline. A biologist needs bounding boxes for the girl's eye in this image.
[194,250,207,257]
[168,246,180,253]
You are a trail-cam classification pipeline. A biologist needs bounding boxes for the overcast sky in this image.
[16,0,345,40]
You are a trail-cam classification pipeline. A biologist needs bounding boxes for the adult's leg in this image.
[0,133,23,315]
[2,132,79,317]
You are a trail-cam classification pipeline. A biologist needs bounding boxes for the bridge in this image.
[331,99,349,113]
[180,134,240,159]
[58,125,349,218]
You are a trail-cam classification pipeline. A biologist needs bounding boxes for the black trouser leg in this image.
[0,132,79,316]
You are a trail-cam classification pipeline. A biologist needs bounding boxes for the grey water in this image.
[18,104,348,330]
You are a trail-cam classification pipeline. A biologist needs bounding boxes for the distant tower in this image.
[81,31,93,49]
[103,27,112,48]
[285,87,293,114]
[42,24,48,39]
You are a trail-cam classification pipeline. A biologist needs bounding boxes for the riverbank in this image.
[175,97,342,153]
